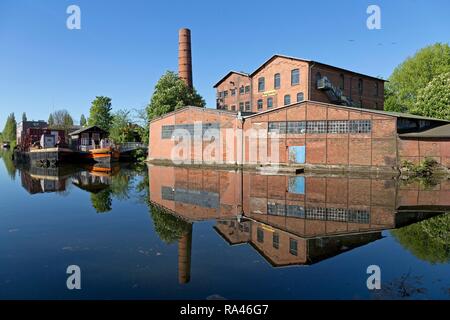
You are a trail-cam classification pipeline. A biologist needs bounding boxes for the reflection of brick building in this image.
[148,165,449,268]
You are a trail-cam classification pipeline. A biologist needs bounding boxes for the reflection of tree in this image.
[110,171,131,200]
[90,189,112,213]
[392,213,449,264]
[150,204,191,244]
[0,149,16,180]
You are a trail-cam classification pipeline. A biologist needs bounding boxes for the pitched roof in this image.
[248,54,386,81]
[213,71,250,88]
[399,123,450,138]
[68,125,107,136]
[243,100,450,123]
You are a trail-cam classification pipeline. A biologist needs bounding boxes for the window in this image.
[316,72,322,81]
[289,239,298,256]
[239,86,244,95]
[291,69,300,85]
[287,121,306,134]
[274,73,281,89]
[239,102,244,111]
[224,90,228,97]
[375,82,379,96]
[223,105,228,110]
[340,74,345,90]
[257,228,264,243]
[257,99,263,110]
[284,94,291,105]
[273,233,279,249]
[268,122,287,134]
[231,105,236,111]
[375,102,379,109]
[161,125,175,139]
[296,92,304,102]
[358,78,363,95]
[258,77,265,92]
[349,120,371,133]
[245,101,250,111]
[328,120,349,134]
[231,89,236,96]
[307,121,327,134]
[267,97,273,108]
[245,85,250,94]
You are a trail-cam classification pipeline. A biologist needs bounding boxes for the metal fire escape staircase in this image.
[316,77,356,107]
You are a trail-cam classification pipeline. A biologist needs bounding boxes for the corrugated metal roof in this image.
[399,123,450,138]
[68,125,106,136]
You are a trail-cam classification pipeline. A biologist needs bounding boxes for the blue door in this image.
[289,146,305,164]
[288,176,305,194]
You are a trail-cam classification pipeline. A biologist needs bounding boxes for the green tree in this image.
[410,72,450,120]
[2,113,17,145]
[392,213,450,264]
[88,96,113,132]
[109,109,134,144]
[48,109,74,132]
[80,114,87,127]
[385,43,450,113]
[146,71,205,121]
[22,112,27,122]
[150,204,192,244]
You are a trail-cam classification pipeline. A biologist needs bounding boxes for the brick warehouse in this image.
[148,29,450,172]
[148,101,450,172]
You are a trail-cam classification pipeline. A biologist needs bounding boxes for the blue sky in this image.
[0,0,449,128]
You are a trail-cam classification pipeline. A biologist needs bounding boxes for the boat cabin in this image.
[69,125,111,151]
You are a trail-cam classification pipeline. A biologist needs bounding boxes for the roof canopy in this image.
[69,125,107,136]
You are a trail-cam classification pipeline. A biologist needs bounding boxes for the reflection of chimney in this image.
[178,224,193,284]
[178,28,193,89]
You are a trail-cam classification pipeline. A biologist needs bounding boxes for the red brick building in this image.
[214,55,385,112]
[148,102,450,172]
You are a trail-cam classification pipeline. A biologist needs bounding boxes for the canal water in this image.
[0,149,449,300]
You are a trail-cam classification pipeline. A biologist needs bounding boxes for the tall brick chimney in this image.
[178,28,193,89]
[178,224,192,284]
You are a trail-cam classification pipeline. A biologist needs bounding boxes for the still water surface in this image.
[0,149,449,299]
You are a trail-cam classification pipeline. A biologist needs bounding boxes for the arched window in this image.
[257,99,263,110]
[258,77,265,92]
[267,97,273,108]
[297,92,304,102]
[284,95,291,105]
[274,73,281,89]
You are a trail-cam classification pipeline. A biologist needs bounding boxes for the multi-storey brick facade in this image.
[215,55,385,113]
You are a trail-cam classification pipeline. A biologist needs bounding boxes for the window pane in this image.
[245,101,251,111]
[296,92,304,102]
[273,233,279,249]
[307,121,327,133]
[258,78,265,92]
[284,95,291,105]
[274,73,280,89]
[257,99,263,110]
[267,97,273,108]
[287,121,306,134]
[268,122,287,134]
[245,85,250,93]
[291,69,300,85]
[257,228,264,243]
[289,239,298,256]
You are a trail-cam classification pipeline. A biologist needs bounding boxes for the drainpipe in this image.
[309,62,316,100]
